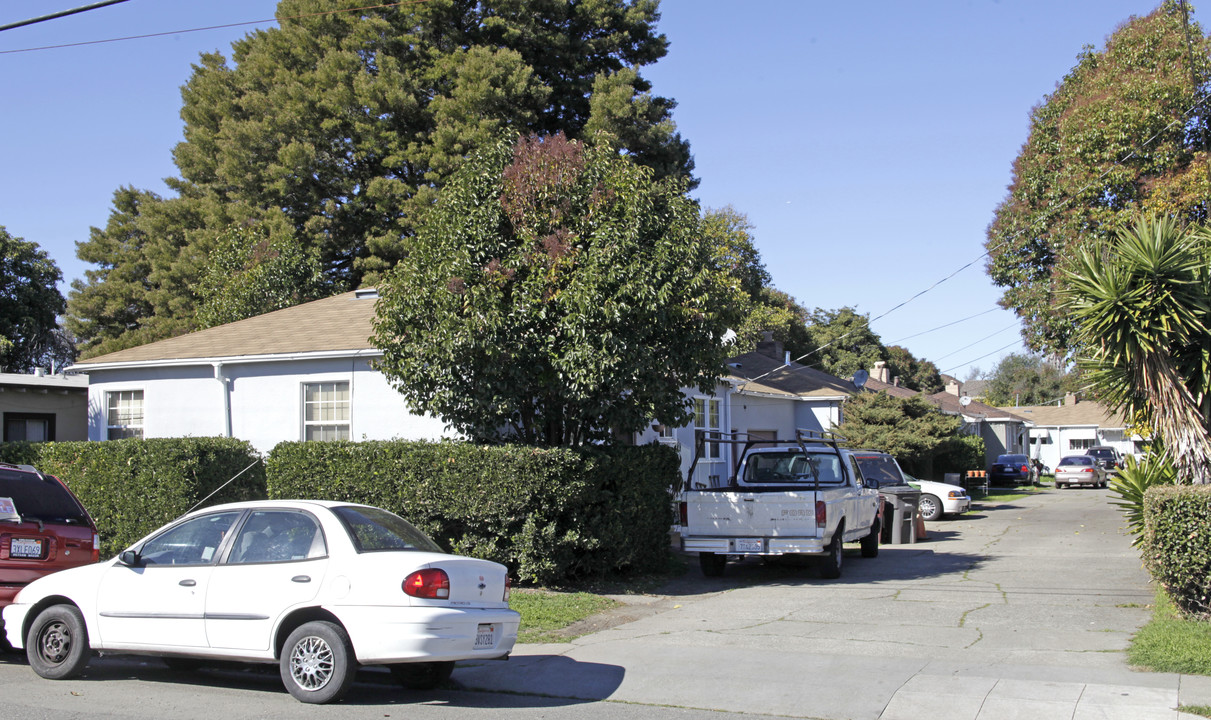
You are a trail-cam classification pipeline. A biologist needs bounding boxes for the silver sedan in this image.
[1054,455,1107,489]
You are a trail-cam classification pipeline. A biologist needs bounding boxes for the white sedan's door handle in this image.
[179,579,196,587]
[291,576,311,583]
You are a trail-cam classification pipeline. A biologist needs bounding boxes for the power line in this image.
[0,0,130,33]
[931,323,1020,364]
[739,91,1211,390]
[941,339,1023,376]
[885,307,998,344]
[0,1,428,55]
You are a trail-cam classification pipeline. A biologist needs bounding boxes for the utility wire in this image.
[886,307,998,344]
[0,0,428,55]
[739,91,1211,390]
[930,322,1020,364]
[941,339,1024,376]
[0,0,129,33]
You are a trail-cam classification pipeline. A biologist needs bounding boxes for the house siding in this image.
[85,357,451,454]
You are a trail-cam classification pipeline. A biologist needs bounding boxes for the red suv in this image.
[0,463,99,646]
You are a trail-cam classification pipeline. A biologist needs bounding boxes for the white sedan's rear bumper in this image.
[335,605,520,664]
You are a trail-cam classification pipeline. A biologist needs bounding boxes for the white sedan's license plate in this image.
[474,623,497,649]
[11,538,43,559]
[735,538,763,553]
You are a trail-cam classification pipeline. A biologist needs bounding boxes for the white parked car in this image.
[904,475,971,521]
[3,500,519,704]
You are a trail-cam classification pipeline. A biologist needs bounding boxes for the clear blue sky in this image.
[0,0,1165,382]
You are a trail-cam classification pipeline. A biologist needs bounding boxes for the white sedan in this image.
[906,475,971,521]
[3,500,519,704]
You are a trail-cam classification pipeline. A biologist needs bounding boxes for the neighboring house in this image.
[68,289,453,454]
[0,371,89,443]
[866,363,1029,467]
[635,334,858,489]
[1002,395,1136,471]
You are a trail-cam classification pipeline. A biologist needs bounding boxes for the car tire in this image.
[1055,481,1064,490]
[26,604,91,680]
[860,519,879,558]
[391,661,455,690]
[820,526,844,579]
[699,552,727,577]
[918,494,942,522]
[280,621,357,704]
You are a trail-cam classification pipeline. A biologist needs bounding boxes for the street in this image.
[3,487,1206,719]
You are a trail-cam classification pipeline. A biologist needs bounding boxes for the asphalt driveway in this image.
[457,486,1210,719]
[3,487,1209,719]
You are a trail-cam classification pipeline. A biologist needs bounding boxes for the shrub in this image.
[266,440,676,584]
[931,434,986,478]
[22,438,265,557]
[1110,452,1176,545]
[1142,484,1211,618]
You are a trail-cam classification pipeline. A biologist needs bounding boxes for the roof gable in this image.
[71,291,378,368]
[725,352,855,398]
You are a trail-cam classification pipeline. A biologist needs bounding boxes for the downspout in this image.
[213,362,231,438]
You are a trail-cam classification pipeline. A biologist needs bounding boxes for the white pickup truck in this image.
[678,432,882,578]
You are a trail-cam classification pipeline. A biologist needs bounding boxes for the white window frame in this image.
[694,396,722,461]
[106,389,144,440]
[1069,438,1094,451]
[302,381,351,441]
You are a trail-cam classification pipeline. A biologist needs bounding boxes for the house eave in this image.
[66,348,382,374]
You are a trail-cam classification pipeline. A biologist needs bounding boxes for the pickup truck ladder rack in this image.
[682,428,850,493]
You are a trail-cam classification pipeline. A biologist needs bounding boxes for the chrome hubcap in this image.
[289,636,333,691]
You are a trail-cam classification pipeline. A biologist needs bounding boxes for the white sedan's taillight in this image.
[91,532,101,563]
[403,568,450,599]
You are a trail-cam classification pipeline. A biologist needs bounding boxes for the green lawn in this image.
[510,589,620,643]
[1129,589,1211,675]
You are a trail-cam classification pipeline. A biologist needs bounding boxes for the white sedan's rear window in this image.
[332,505,443,553]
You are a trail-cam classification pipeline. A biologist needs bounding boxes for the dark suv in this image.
[0,463,99,646]
[1086,446,1122,472]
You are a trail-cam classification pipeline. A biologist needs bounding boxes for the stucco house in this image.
[1001,395,1136,471]
[865,364,1030,467]
[1,371,89,443]
[68,289,452,453]
[634,335,858,489]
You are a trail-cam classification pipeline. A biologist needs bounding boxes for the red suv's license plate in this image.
[10,538,44,559]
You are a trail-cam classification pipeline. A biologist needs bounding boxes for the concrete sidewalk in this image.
[456,489,1211,719]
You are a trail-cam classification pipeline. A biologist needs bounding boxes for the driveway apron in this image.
[457,488,1211,719]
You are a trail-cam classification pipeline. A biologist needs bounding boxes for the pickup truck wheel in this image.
[820,529,843,579]
[860,519,879,558]
[699,552,727,577]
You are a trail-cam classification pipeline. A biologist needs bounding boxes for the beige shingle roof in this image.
[71,291,378,368]
[1002,401,1128,428]
[725,352,855,398]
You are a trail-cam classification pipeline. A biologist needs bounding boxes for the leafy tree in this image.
[837,392,963,477]
[701,207,814,359]
[372,133,740,447]
[985,2,1211,354]
[1062,214,1211,484]
[980,352,1074,406]
[195,224,328,328]
[803,307,885,380]
[0,227,67,373]
[884,345,943,394]
[69,0,691,353]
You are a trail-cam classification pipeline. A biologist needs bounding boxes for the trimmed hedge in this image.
[2,438,265,557]
[266,440,677,584]
[1142,484,1211,617]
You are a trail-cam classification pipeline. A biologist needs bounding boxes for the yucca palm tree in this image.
[1062,215,1211,484]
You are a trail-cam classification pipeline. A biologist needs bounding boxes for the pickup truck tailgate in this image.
[684,490,818,537]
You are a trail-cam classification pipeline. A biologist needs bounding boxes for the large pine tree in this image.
[69,0,693,357]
